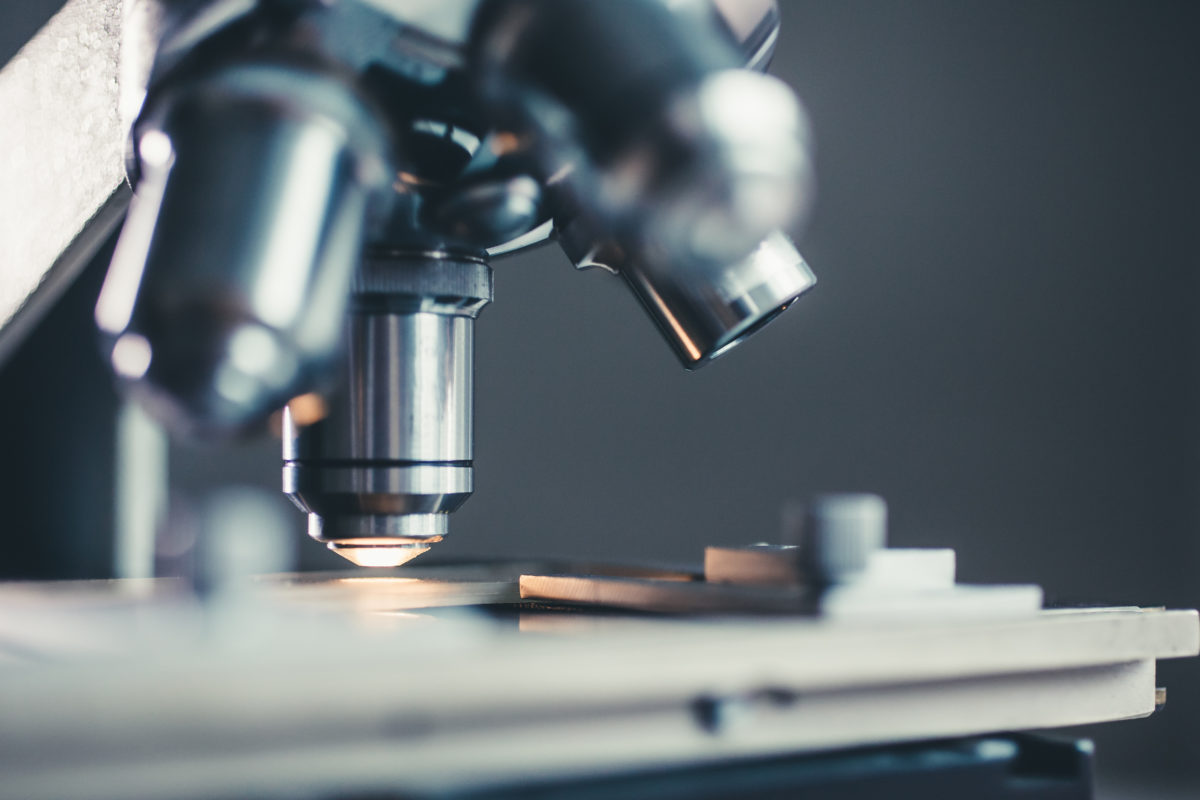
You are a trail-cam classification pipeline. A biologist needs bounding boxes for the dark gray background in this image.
[1,0,1197,793]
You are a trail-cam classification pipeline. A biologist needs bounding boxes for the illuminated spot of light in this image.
[138,130,173,168]
[228,325,278,376]
[489,131,522,156]
[111,333,152,379]
[330,544,430,568]
[396,171,434,187]
[287,392,328,426]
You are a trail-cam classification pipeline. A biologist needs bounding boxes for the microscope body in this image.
[95,0,816,565]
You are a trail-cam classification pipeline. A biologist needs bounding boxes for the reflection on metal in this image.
[97,61,394,434]
[284,255,492,563]
[0,0,127,365]
[561,226,817,368]
[709,0,782,70]
[283,392,328,427]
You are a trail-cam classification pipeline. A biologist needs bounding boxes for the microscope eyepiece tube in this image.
[283,255,492,567]
[95,62,393,434]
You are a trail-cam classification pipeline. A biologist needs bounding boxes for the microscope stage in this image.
[0,566,1195,800]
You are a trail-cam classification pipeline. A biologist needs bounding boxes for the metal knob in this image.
[798,494,888,584]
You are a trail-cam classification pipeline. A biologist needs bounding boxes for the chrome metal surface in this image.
[473,0,812,266]
[645,69,813,265]
[460,0,786,259]
[284,255,492,565]
[285,311,476,463]
[96,62,394,433]
[284,463,473,519]
[562,228,816,368]
[708,0,782,71]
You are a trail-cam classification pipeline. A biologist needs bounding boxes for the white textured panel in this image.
[0,0,127,353]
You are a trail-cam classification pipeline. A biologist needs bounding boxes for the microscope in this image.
[94,0,817,568]
[2,5,1198,799]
